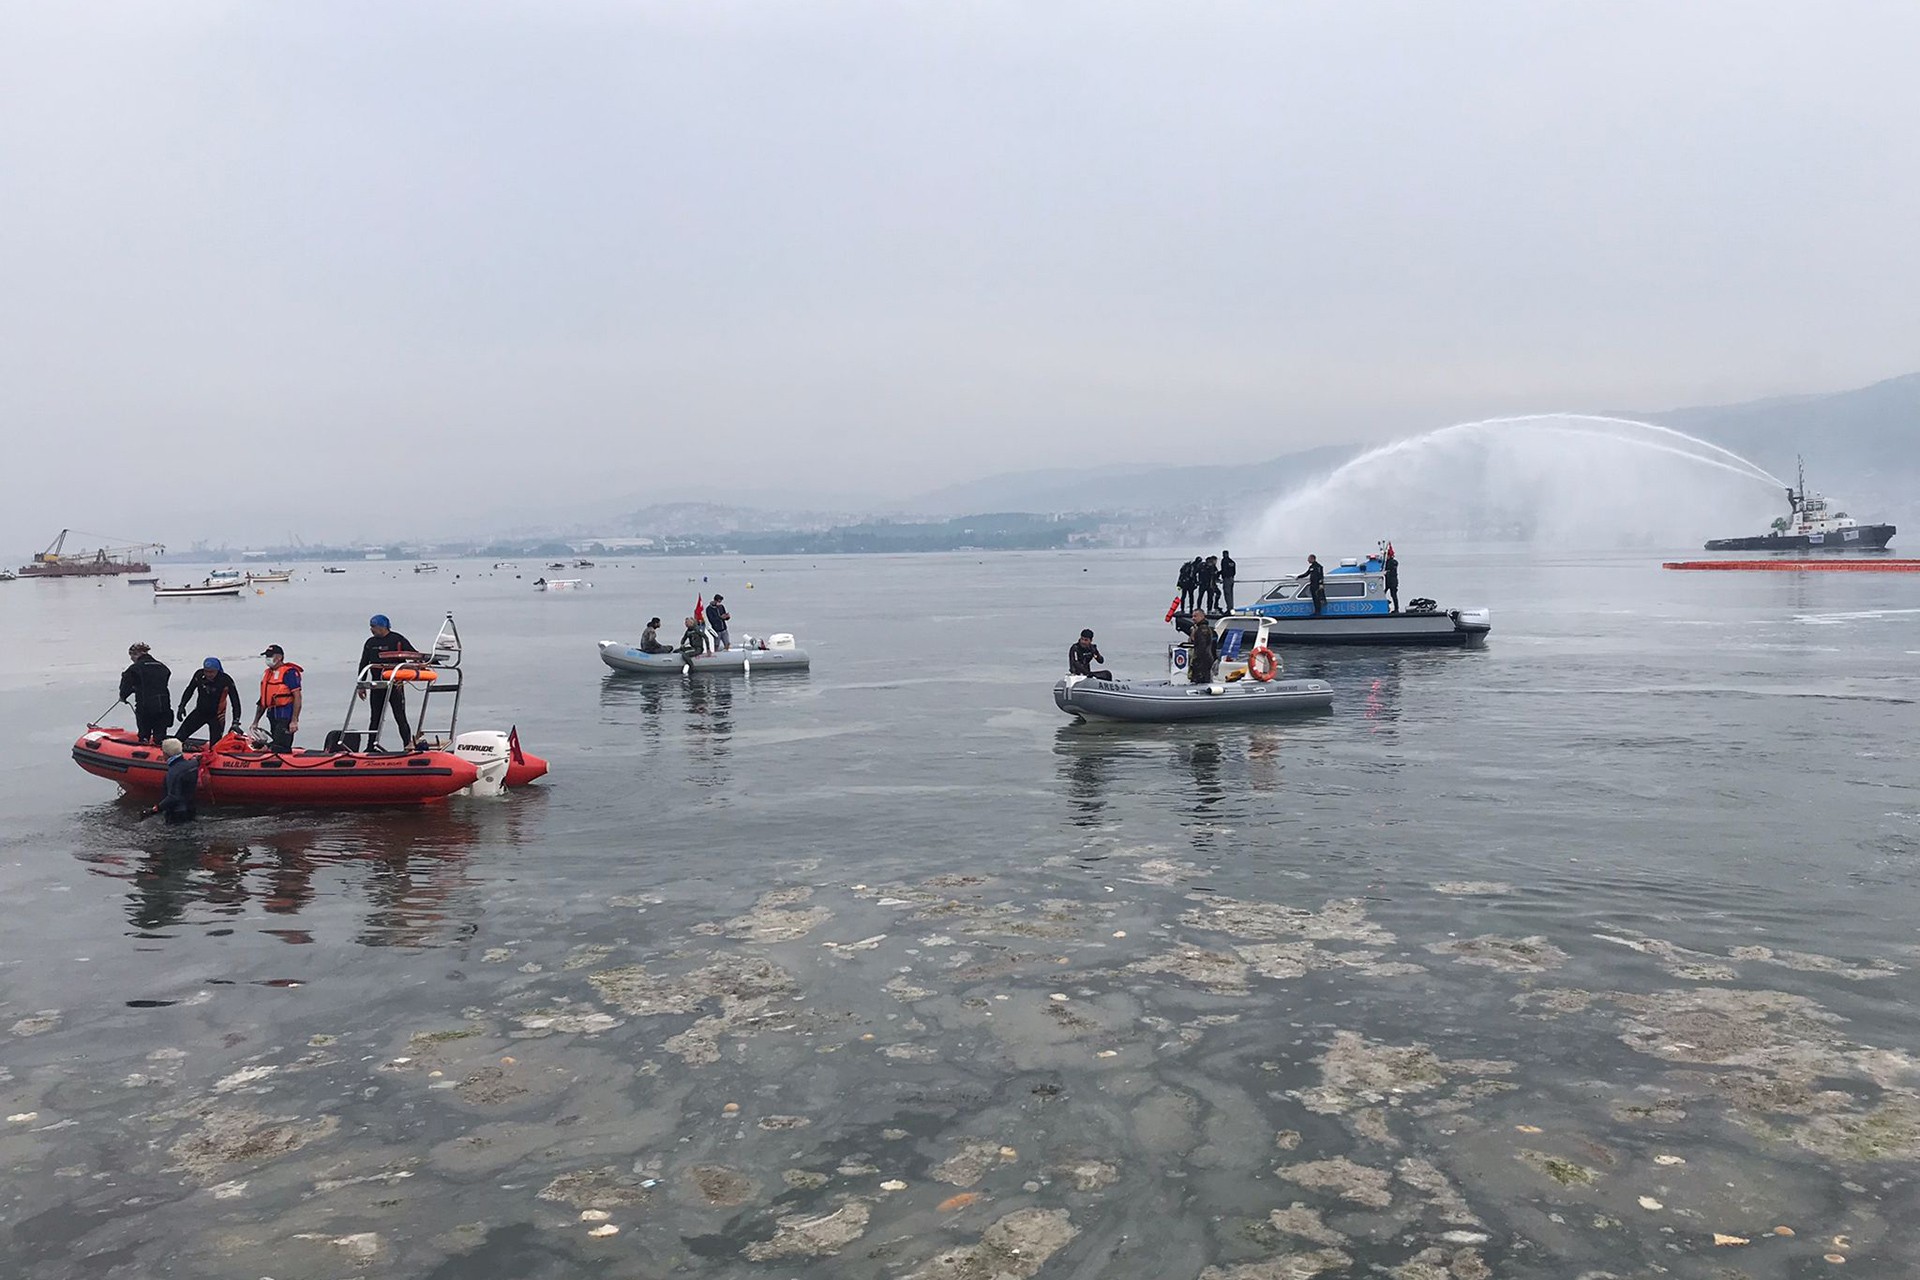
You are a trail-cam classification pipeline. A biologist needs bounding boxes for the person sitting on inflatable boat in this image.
[1067,629,1112,681]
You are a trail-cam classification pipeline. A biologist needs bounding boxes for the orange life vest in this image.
[259,662,303,711]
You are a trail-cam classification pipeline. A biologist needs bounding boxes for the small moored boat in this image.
[599,633,810,675]
[535,578,590,591]
[246,570,292,583]
[154,580,246,599]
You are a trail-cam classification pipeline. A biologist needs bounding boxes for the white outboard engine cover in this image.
[766,633,797,650]
[453,730,512,797]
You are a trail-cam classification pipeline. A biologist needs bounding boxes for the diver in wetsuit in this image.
[357,615,421,750]
[1297,554,1326,616]
[120,643,174,744]
[176,658,242,747]
[1067,629,1112,681]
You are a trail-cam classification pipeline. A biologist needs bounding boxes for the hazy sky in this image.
[3,1,1917,551]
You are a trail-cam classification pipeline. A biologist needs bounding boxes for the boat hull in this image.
[74,729,480,806]
[154,584,245,598]
[1054,676,1333,722]
[1705,525,1895,551]
[1237,609,1490,647]
[598,640,811,675]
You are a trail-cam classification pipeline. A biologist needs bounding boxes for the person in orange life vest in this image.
[356,615,422,751]
[251,644,303,752]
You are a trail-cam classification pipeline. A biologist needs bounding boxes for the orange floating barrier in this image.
[1662,559,1920,572]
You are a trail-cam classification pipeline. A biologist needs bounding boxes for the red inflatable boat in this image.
[74,614,549,807]
[75,728,483,806]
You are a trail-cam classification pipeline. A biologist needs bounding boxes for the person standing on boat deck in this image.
[707,595,732,649]
[252,644,302,752]
[1220,550,1237,614]
[146,738,198,824]
[1068,629,1112,680]
[120,643,174,744]
[678,616,710,657]
[177,657,242,746]
[1383,548,1400,614]
[1176,558,1197,613]
[357,615,422,750]
[1201,555,1223,613]
[1187,609,1218,683]
[1296,554,1326,616]
[639,617,672,654]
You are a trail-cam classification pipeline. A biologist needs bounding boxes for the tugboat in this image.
[1234,546,1491,647]
[1705,459,1895,551]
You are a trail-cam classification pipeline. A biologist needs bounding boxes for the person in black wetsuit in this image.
[1296,554,1326,616]
[147,738,198,824]
[1067,629,1112,681]
[1219,550,1237,614]
[1176,559,1196,613]
[1187,609,1218,683]
[357,615,421,750]
[678,616,710,657]
[176,657,242,746]
[119,643,174,743]
[1201,555,1222,613]
[1383,547,1400,613]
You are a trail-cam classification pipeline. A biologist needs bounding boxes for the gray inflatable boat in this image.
[599,636,810,675]
[1053,674,1332,722]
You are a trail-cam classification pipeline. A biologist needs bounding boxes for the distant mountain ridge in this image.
[900,444,1359,518]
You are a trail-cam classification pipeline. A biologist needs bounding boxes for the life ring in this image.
[1247,646,1278,683]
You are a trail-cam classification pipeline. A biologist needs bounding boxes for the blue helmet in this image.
[203,657,222,671]
[369,614,390,628]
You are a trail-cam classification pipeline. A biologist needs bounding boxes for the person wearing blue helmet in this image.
[176,657,242,747]
[357,615,422,750]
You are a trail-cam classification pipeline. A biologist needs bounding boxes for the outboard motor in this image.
[766,633,798,651]
[452,731,513,797]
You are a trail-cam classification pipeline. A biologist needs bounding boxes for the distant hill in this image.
[1638,370,1919,523]
[902,444,1359,517]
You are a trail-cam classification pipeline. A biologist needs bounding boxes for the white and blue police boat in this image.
[1235,550,1491,647]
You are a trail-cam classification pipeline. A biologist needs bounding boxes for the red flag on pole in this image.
[508,725,525,765]
[694,595,705,624]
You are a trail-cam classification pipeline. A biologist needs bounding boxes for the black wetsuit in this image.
[360,630,418,748]
[176,670,242,746]
[119,654,173,743]
[1297,561,1326,615]
[1067,640,1111,681]
[156,753,198,824]
[1220,554,1237,613]
[1200,560,1221,613]
[1384,555,1399,612]
[1177,560,1196,612]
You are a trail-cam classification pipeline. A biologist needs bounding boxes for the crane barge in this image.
[17,529,164,578]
